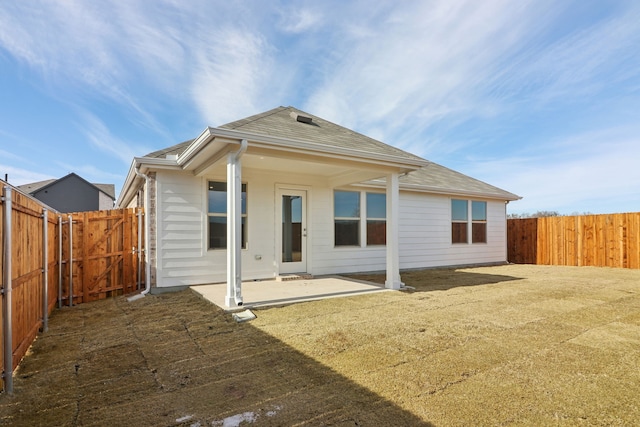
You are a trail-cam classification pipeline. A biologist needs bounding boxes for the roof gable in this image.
[221,106,424,162]
[137,106,519,201]
[21,173,116,200]
[144,106,423,163]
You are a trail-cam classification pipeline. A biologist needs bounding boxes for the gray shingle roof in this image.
[219,106,425,161]
[17,179,57,193]
[145,106,423,162]
[94,184,116,199]
[18,176,116,199]
[142,106,519,200]
[398,163,520,200]
[145,139,194,159]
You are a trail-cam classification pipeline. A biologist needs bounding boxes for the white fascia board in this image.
[177,127,235,171]
[352,181,522,202]
[399,184,522,201]
[207,127,430,171]
[116,157,181,207]
[136,156,180,172]
[176,127,215,166]
[116,160,139,208]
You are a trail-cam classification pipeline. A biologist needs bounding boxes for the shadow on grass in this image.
[348,267,523,293]
[0,290,434,426]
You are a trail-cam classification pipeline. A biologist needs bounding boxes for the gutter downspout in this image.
[226,139,248,307]
[128,165,151,302]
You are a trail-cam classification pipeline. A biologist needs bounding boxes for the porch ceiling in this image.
[194,147,409,187]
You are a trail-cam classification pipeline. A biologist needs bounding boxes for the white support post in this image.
[385,173,403,289]
[225,141,246,307]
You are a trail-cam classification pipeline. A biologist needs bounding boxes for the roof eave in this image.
[354,180,521,201]
[207,126,430,170]
[401,183,522,201]
[116,157,181,207]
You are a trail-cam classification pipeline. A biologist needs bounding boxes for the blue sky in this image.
[1,1,639,215]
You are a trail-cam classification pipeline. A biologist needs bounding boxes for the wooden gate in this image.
[3,181,145,392]
[60,208,144,305]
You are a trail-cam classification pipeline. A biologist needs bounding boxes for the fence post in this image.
[2,186,13,394]
[42,208,48,332]
[68,214,73,307]
[137,208,143,290]
[58,215,62,309]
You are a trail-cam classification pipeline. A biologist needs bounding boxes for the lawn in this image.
[1,265,639,426]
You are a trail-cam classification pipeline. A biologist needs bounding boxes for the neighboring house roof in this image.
[16,178,57,194]
[132,105,519,203]
[94,183,116,199]
[18,173,116,200]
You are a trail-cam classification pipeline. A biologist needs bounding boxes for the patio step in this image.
[276,273,314,282]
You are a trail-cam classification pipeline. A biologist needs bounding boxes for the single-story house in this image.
[18,172,116,212]
[116,106,520,307]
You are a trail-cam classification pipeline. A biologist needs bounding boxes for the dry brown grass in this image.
[253,265,640,425]
[1,265,639,426]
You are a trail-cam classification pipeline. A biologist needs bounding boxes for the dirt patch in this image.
[1,264,639,425]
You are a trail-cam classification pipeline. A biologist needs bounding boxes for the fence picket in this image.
[1,181,144,392]
[508,213,640,269]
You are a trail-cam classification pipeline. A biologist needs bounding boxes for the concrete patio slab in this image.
[191,276,389,311]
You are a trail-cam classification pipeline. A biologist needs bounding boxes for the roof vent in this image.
[290,111,312,124]
[165,154,178,161]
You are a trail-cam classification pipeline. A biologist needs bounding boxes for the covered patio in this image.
[191,275,389,312]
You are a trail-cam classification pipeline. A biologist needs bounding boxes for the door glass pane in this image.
[282,195,302,262]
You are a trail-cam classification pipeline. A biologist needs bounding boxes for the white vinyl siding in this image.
[154,169,509,287]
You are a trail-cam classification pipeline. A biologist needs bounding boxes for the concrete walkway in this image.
[191,275,389,311]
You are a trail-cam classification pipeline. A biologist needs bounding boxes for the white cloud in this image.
[278,8,323,33]
[0,164,54,186]
[189,28,274,124]
[489,2,640,104]
[303,0,545,149]
[78,113,146,165]
[462,128,640,214]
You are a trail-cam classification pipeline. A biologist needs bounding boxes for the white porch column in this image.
[385,172,404,289]
[225,140,247,307]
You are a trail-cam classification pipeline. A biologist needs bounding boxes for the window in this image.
[334,191,387,247]
[208,181,247,249]
[334,190,360,246]
[366,192,386,245]
[472,201,487,243]
[451,199,487,244]
[451,199,468,244]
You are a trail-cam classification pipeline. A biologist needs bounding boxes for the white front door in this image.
[278,189,307,274]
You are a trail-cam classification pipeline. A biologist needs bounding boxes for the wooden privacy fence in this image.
[508,213,640,268]
[1,183,144,393]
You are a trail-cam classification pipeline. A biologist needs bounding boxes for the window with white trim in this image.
[334,191,386,247]
[366,192,386,245]
[451,199,468,244]
[334,190,360,246]
[451,199,487,244]
[207,181,247,249]
[471,201,487,243]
